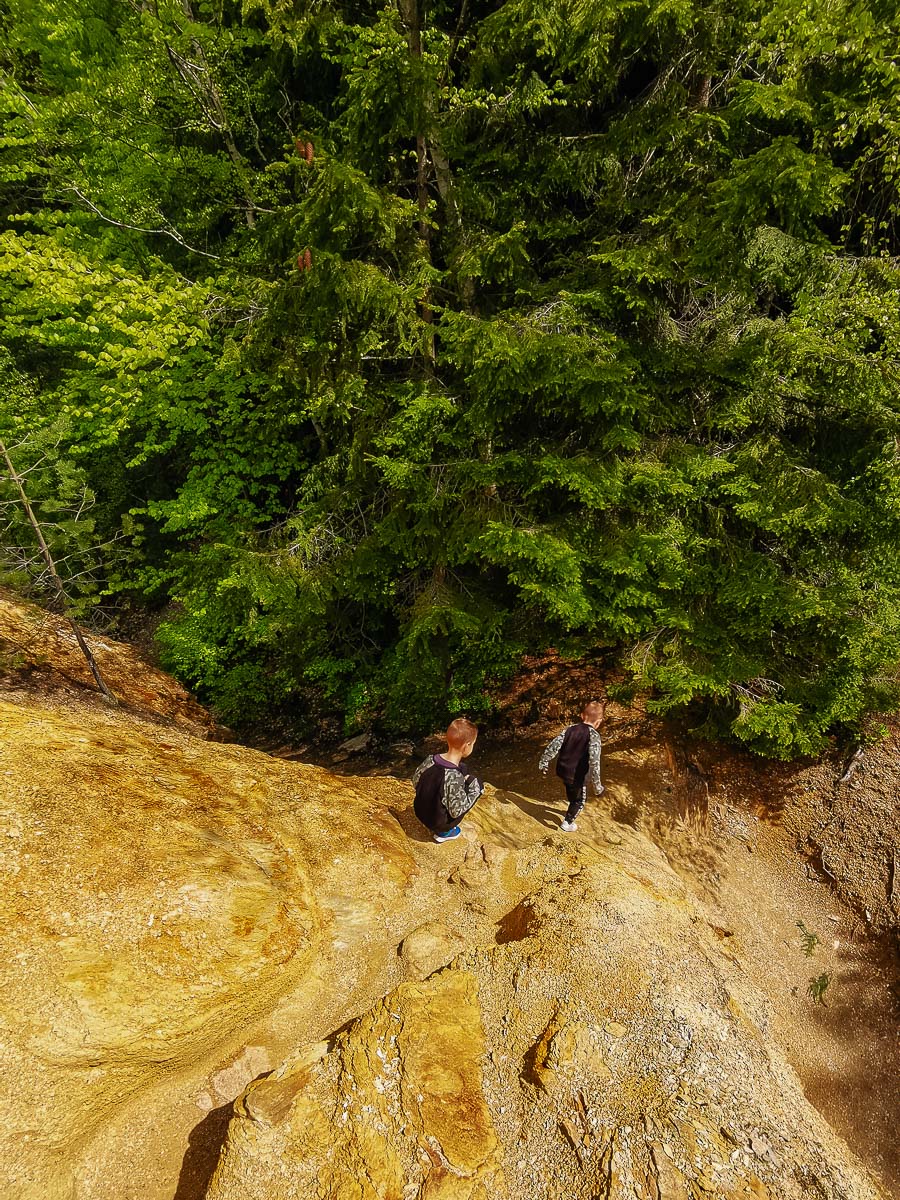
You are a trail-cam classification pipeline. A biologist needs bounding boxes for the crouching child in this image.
[538,700,606,832]
[412,718,484,843]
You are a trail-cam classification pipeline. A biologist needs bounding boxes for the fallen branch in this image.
[806,844,836,883]
[837,746,864,784]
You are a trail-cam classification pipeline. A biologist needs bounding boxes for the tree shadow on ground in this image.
[798,953,900,1198]
[319,757,409,778]
[610,797,642,826]
[172,1100,234,1200]
[388,804,434,843]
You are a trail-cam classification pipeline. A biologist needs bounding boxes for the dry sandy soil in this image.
[308,669,900,1196]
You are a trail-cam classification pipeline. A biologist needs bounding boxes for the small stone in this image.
[337,732,371,753]
[211,1045,271,1104]
[749,1133,772,1157]
[399,922,463,978]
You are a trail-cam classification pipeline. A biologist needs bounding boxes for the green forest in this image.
[2,0,900,755]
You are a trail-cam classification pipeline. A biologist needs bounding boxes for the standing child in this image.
[412,718,484,843]
[538,700,606,831]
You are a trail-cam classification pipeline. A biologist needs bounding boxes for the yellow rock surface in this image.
[210,970,505,1200]
[0,593,889,1200]
[207,834,886,1200]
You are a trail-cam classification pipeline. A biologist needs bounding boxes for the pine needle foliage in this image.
[2,0,900,747]
[796,921,820,958]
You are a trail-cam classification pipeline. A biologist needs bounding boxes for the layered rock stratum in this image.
[0,592,890,1200]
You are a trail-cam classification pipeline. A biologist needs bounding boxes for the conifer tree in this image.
[1,0,899,750]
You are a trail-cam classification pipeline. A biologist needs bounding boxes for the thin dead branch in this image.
[64,186,223,260]
[0,438,117,704]
[837,746,864,784]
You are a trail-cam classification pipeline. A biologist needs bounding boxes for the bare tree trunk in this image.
[397,0,436,365]
[0,438,117,704]
[837,745,864,784]
[166,0,258,228]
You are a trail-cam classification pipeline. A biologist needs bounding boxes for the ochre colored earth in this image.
[0,595,896,1200]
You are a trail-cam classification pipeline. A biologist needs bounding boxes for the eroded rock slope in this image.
[0,594,888,1200]
[208,834,884,1200]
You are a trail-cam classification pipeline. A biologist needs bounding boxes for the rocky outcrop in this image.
[0,682,436,1199]
[211,970,506,1200]
[207,836,883,1200]
[0,594,890,1200]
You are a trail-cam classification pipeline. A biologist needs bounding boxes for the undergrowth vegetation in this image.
[2,0,900,751]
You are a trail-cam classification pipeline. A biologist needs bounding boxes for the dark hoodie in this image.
[412,753,484,833]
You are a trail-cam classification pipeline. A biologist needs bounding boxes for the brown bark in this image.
[397,0,437,363]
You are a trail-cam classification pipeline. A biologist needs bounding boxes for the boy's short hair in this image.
[446,717,478,748]
[581,700,606,722]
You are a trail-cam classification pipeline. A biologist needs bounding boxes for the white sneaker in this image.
[560,819,578,832]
